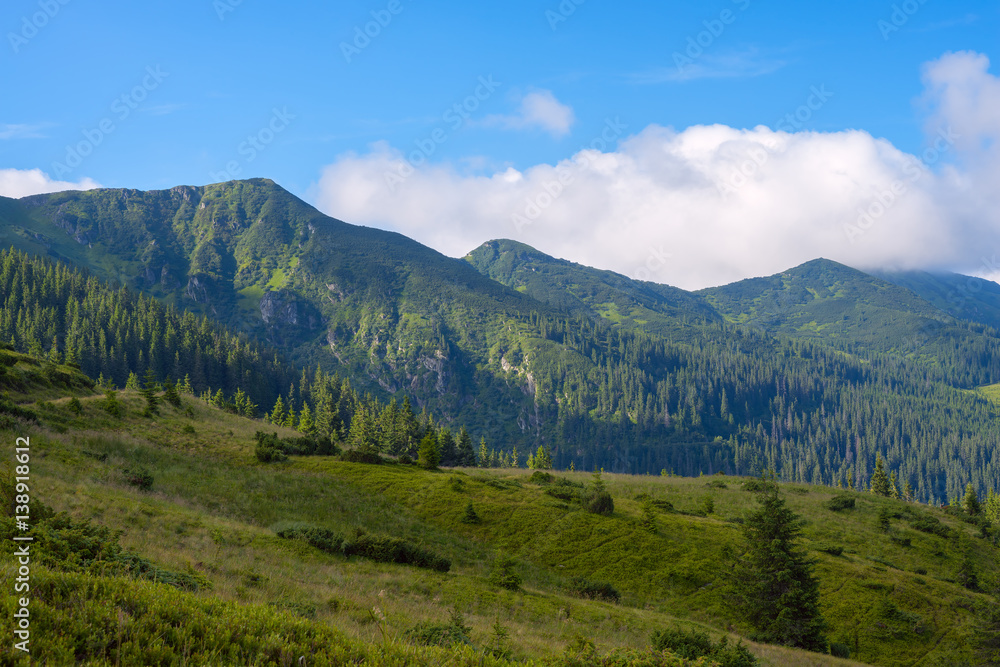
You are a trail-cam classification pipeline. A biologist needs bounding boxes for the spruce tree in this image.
[438,428,457,466]
[869,455,892,497]
[141,368,160,415]
[729,474,827,651]
[418,432,440,469]
[456,427,476,467]
[963,483,982,516]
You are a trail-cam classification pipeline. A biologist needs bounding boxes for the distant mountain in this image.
[874,269,1000,331]
[465,239,720,338]
[5,180,1000,501]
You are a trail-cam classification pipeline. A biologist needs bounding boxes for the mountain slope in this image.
[874,268,1000,331]
[6,181,1000,503]
[698,258,1000,386]
[466,239,720,337]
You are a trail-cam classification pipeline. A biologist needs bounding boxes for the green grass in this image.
[2,387,996,665]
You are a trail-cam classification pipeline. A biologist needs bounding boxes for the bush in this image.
[825,495,855,511]
[254,431,339,460]
[340,449,383,465]
[342,533,450,572]
[529,471,554,484]
[650,627,757,667]
[273,522,344,554]
[0,393,38,422]
[544,486,578,502]
[706,479,728,489]
[489,552,522,590]
[461,501,481,524]
[829,642,851,658]
[741,478,769,493]
[255,441,288,463]
[816,544,844,556]
[122,467,154,491]
[405,607,472,648]
[908,513,952,538]
[582,489,614,515]
[568,577,620,603]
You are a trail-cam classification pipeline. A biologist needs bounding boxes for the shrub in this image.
[829,642,851,658]
[825,495,855,511]
[489,552,522,590]
[340,449,383,465]
[342,533,450,572]
[529,470,554,484]
[650,627,758,667]
[706,479,728,489]
[122,467,153,491]
[255,441,288,463]
[449,475,465,492]
[545,486,578,502]
[273,522,343,554]
[817,544,844,556]
[0,393,39,422]
[405,607,472,648]
[741,478,769,493]
[67,397,83,415]
[584,490,614,515]
[568,577,620,603]
[908,513,952,538]
[461,501,481,524]
[398,454,413,465]
[101,389,123,418]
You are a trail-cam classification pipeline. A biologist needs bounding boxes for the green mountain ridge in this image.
[5,180,1000,502]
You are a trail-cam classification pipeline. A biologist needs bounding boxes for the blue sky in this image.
[3,0,1000,287]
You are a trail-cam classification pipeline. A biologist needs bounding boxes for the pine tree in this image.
[270,395,287,426]
[438,428,456,466]
[418,432,440,470]
[456,427,476,467]
[298,403,316,436]
[963,483,982,516]
[462,501,481,524]
[903,481,914,503]
[141,368,160,415]
[478,438,489,469]
[889,472,899,499]
[162,376,181,408]
[729,474,827,651]
[869,455,892,497]
[348,405,379,454]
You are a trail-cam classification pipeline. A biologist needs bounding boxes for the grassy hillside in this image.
[2,370,998,665]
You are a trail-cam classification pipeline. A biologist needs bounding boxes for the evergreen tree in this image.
[962,483,982,516]
[889,472,899,499]
[270,395,287,426]
[418,432,441,470]
[456,427,476,467]
[298,403,316,436]
[141,368,159,415]
[438,428,457,466]
[462,501,481,524]
[903,481,914,503]
[478,438,489,468]
[348,405,379,454]
[870,455,892,497]
[126,371,140,391]
[729,474,827,651]
[162,376,181,408]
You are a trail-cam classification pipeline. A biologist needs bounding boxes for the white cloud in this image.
[632,47,786,83]
[312,52,1000,290]
[483,90,575,137]
[0,124,50,140]
[0,168,101,198]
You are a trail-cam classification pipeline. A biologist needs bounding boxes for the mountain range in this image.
[3,178,1000,502]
